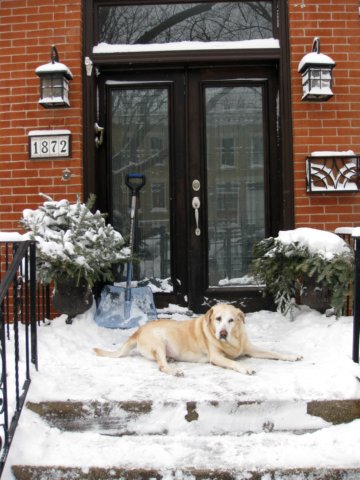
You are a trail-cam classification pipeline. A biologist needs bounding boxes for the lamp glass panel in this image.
[41,76,53,98]
[310,68,321,88]
[51,74,65,98]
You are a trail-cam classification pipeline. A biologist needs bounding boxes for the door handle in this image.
[94,123,104,148]
[192,196,201,236]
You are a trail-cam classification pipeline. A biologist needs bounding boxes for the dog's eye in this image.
[215,316,221,322]
[228,318,234,323]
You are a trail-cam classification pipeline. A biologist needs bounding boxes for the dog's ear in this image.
[237,308,246,324]
[204,307,214,323]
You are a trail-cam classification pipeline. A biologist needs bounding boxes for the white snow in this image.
[35,61,73,78]
[93,38,280,54]
[277,227,350,260]
[298,51,335,72]
[335,227,355,235]
[38,97,69,105]
[0,232,27,242]
[303,87,333,98]
[3,303,360,476]
[310,150,356,157]
[2,226,360,475]
[28,130,71,136]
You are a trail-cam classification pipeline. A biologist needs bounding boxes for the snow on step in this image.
[4,307,360,478]
[5,405,360,477]
[26,399,337,435]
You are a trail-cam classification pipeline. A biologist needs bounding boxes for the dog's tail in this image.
[93,331,138,358]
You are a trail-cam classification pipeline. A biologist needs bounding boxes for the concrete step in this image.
[11,465,360,480]
[26,398,360,436]
[9,400,360,480]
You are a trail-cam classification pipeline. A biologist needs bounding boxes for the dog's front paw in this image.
[287,354,303,362]
[244,367,256,375]
[160,366,185,377]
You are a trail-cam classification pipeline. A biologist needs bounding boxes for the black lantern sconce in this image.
[298,37,336,102]
[35,45,73,108]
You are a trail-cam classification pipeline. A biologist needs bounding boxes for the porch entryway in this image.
[6,305,360,478]
[95,64,280,312]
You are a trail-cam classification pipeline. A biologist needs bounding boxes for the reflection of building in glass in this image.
[111,88,171,282]
[99,2,273,44]
[110,84,268,287]
[205,86,266,285]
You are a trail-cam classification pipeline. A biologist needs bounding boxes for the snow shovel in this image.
[94,173,157,329]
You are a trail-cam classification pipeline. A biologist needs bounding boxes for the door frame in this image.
[94,64,281,312]
[82,0,295,311]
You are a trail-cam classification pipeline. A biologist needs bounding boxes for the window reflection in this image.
[99,2,273,44]
[205,86,265,287]
[111,88,171,284]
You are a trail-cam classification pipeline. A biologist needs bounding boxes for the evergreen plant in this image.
[252,233,354,317]
[20,194,129,287]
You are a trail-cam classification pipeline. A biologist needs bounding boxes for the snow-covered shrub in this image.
[20,194,129,286]
[251,228,354,316]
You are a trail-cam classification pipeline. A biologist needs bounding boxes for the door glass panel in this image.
[205,86,265,287]
[110,88,171,286]
[98,2,273,44]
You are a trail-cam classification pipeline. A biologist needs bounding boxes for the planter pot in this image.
[297,274,331,313]
[53,275,93,323]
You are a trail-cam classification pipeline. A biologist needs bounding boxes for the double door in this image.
[98,65,279,312]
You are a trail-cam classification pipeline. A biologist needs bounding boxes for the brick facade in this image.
[0,0,359,234]
[289,0,360,230]
[0,0,83,231]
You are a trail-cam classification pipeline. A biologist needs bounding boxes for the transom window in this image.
[97,1,274,45]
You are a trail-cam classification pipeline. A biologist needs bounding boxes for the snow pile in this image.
[277,227,350,260]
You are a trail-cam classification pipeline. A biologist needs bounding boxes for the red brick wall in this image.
[289,0,360,231]
[0,0,83,233]
[1,0,359,235]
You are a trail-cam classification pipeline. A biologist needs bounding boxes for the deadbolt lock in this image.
[192,179,200,191]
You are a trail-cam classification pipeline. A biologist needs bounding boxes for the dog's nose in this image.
[220,329,228,339]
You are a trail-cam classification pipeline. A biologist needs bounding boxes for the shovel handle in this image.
[126,173,146,194]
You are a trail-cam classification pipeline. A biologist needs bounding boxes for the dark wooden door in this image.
[99,65,279,312]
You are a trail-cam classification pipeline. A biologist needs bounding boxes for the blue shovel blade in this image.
[94,284,157,329]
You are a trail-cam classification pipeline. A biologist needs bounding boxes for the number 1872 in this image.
[30,135,70,158]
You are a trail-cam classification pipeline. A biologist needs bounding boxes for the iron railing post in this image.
[29,242,38,370]
[0,307,9,459]
[353,235,360,363]
[13,273,20,413]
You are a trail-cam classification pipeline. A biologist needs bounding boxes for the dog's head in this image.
[205,304,245,343]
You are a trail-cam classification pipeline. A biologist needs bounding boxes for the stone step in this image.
[11,465,360,480]
[26,398,360,436]
[9,406,360,479]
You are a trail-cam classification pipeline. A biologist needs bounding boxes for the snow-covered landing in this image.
[26,305,360,403]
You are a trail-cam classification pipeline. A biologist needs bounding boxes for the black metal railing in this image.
[0,239,48,475]
[353,234,360,363]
